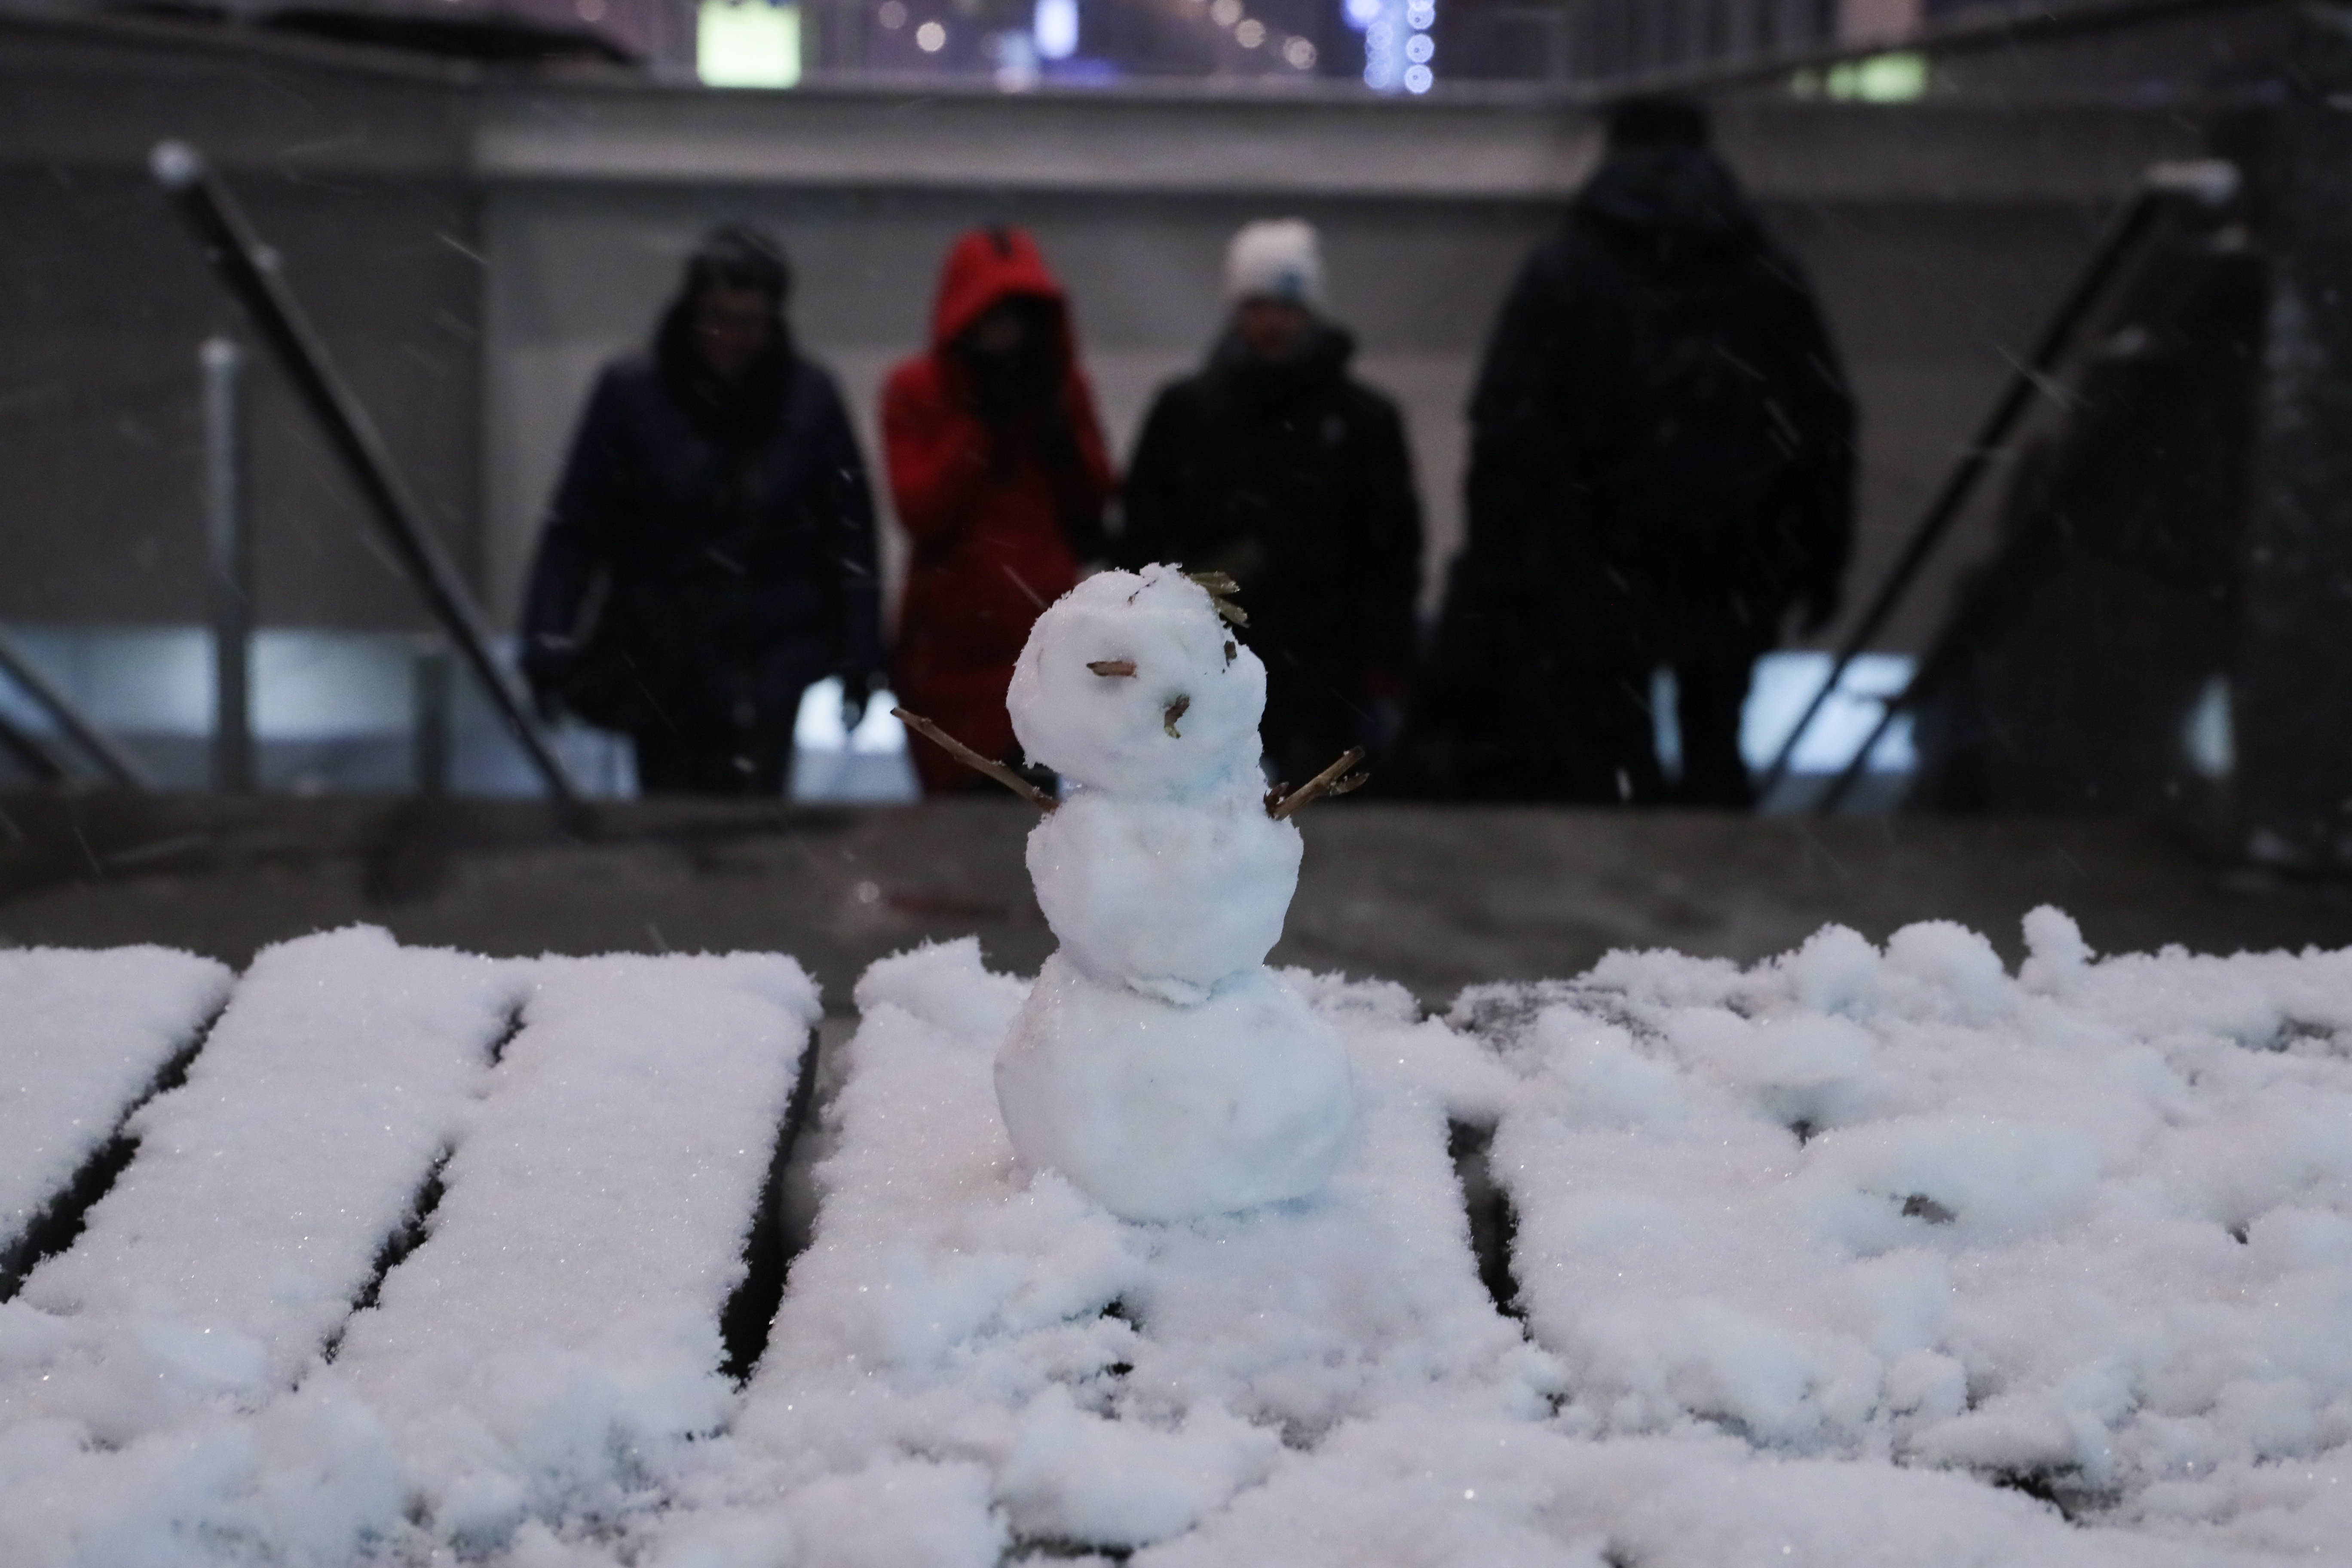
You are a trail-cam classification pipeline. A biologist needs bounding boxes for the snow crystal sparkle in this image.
[993,565,1357,1222]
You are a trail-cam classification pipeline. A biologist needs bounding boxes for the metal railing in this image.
[1760,158,2243,812]
[0,625,155,790]
[150,140,579,809]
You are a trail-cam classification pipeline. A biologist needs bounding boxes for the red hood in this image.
[928,225,1074,356]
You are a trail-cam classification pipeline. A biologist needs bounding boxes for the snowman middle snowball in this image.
[995,564,1356,1222]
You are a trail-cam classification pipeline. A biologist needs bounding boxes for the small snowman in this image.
[900,564,1360,1222]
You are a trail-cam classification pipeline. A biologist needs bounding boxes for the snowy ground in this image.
[1,916,2347,1564]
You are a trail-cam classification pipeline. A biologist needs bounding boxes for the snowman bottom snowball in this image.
[996,955,1354,1225]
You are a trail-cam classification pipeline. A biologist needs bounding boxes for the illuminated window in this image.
[1825,51,1926,102]
[698,0,802,88]
[1033,0,1078,59]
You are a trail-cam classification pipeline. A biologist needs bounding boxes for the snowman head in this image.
[1009,564,1266,799]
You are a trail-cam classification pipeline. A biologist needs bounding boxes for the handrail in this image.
[0,700,68,785]
[0,623,153,789]
[1801,159,2245,814]
[1755,159,2239,807]
[150,141,580,810]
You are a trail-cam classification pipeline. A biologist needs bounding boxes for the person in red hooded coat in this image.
[883,226,1114,794]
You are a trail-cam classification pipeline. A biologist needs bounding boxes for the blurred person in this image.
[1118,219,1422,790]
[884,225,1114,794]
[1403,95,1855,807]
[520,224,883,795]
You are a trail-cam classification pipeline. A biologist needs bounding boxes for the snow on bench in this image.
[327,952,818,1554]
[1452,912,2352,1565]
[0,937,821,1567]
[0,927,524,1529]
[639,937,1553,1568]
[3,917,2348,1567]
[0,946,232,1293]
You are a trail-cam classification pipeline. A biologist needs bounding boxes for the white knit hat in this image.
[1224,218,1325,311]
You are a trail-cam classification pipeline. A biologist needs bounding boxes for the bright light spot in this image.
[1827,50,1926,102]
[1405,0,1434,26]
[877,0,906,26]
[1342,0,1379,26]
[1033,0,1078,58]
[1405,30,1432,62]
[1210,0,1242,24]
[1361,0,1409,89]
[915,18,946,50]
[1403,61,1431,92]
[1235,16,1265,46]
[1741,652,1918,775]
[698,0,802,87]
[2186,674,2235,779]
[1282,34,1315,67]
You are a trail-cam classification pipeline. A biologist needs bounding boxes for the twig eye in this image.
[1089,659,1137,678]
[1163,695,1191,738]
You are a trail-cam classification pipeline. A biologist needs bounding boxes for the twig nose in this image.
[1164,695,1191,738]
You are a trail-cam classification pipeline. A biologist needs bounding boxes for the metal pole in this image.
[0,702,67,784]
[150,141,579,811]
[203,337,254,794]
[413,639,453,797]
[0,624,152,790]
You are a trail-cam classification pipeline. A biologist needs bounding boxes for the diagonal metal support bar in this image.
[0,622,151,789]
[1800,162,2245,815]
[1757,161,2240,807]
[150,140,579,811]
[0,701,69,785]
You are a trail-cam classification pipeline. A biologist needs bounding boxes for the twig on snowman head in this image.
[892,707,1057,812]
[1267,747,1369,821]
[1185,570,1250,628]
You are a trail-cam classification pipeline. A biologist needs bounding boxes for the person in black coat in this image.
[521,225,883,796]
[1118,219,1423,791]
[1403,96,1856,807]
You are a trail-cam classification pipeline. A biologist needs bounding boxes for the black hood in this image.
[653,301,796,446]
[1574,145,1758,246]
[1204,318,1357,395]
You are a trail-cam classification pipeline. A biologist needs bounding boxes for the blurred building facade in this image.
[4,0,2072,91]
[6,0,2352,858]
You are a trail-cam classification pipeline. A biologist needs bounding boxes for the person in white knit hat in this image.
[1224,217,1325,316]
[1119,219,1423,791]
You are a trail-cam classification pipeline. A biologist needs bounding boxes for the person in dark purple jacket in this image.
[521,225,883,795]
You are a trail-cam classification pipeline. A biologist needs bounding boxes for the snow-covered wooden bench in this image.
[4,916,2351,1566]
[0,927,819,1564]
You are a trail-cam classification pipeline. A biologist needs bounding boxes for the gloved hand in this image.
[520,636,577,724]
[838,668,881,735]
[1034,402,1082,474]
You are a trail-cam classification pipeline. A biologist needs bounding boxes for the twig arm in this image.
[892,707,1057,812]
[1268,747,1369,821]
